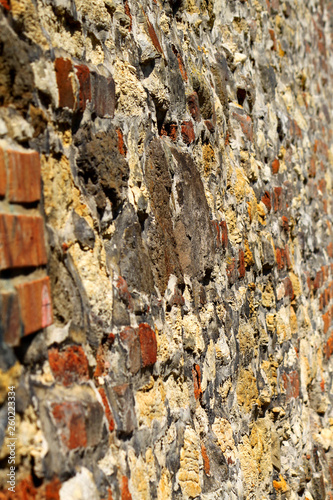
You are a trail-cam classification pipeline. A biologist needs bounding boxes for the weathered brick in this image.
[238,249,245,278]
[0,148,6,197]
[232,112,253,141]
[171,45,188,81]
[284,276,295,300]
[211,220,220,248]
[226,258,237,284]
[98,386,115,432]
[107,383,137,436]
[116,276,133,310]
[0,0,11,10]
[284,244,292,269]
[138,323,157,367]
[116,128,127,156]
[120,326,141,374]
[51,401,88,449]
[281,216,289,232]
[192,364,202,400]
[276,248,285,270]
[219,220,228,249]
[325,332,333,359]
[0,291,21,346]
[121,476,132,500]
[7,149,41,203]
[323,309,332,334]
[15,276,53,336]
[92,73,115,118]
[75,64,91,112]
[188,92,201,122]
[271,158,280,174]
[48,345,89,386]
[282,370,300,400]
[0,214,47,270]
[201,444,211,476]
[55,58,75,109]
[274,187,283,212]
[261,191,271,211]
[181,121,195,145]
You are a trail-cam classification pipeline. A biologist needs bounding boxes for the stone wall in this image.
[0,0,332,498]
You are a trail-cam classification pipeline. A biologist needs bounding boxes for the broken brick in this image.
[282,371,300,400]
[181,121,195,145]
[48,345,89,386]
[138,323,157,367]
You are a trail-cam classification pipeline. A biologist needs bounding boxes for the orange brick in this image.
[15,276,53,336]
[7,149,41,203]
[0,214,47,270]
[0,148,6,197]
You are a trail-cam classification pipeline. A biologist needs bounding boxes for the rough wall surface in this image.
[0,0,333,498]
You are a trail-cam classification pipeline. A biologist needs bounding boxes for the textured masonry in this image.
[0,0,332,498]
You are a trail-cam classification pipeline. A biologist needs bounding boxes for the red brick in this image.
[51,401,87,449]
[204,120,215,133]
[328,242,333,258]
[92,73,115,118]
[98,386,115,432]
[284,244,292,269]
[318,178,326,194]
[75,64,91,112]
[121,476,132,500]
[7,149,41,203]
[282,371,300,400]
[274,187,283,212]
[48,345,89,386]
[309,156,316,177]
[0,0,11,10]
[323,309,332,334]
[0,148,6,197]
[40,478,61,500]
[172,47,187,81]
[144,13,164,56]
[313,270,323,290]
[0,291,21,346]
[325,332,333,359]
[232,112,253,141]
[0,214,47,270]
[137,323,157,367]
[181,121,195,145]
[261,191,271,211]
[284,276,295,300]
[219,220,228,248]
[226,258,237,284]
[55,58,75,109]
[15,276,53,336]
[281,216,289,232]
[238,249,245,278]
[192,364,202,400]
[276,248,285,270]
[116,128,127,156]
[271,158,280,174]
[201,444,211,476]
[188,92,201,122]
